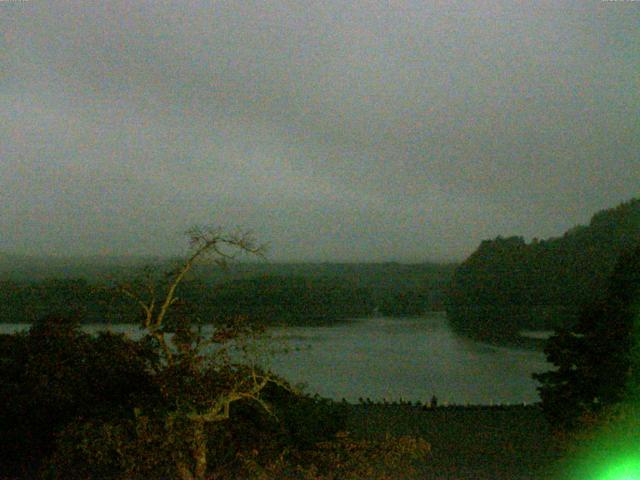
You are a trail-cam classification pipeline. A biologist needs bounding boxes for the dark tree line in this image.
[0,264,456,326]
[447,198,640,341]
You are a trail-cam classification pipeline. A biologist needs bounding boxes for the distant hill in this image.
[0,260,456,324]
[446,198,640,341]
[0,254,162,281]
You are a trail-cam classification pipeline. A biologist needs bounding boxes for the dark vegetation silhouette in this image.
[534,242,640,427]
[531,243,640,479]
[0,313,159,477]
[0,313,361,479]
[447,198,640,342]
[0,228,430,479]
[0,262,455,326]
[441,198,640,476]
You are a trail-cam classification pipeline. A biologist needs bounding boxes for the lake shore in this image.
[1,315,550,405]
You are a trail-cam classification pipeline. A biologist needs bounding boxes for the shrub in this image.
[0,314,157,477]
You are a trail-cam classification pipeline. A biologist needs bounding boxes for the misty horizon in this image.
[0,197,635,264]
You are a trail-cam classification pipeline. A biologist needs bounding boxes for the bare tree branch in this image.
[112,226,278,480]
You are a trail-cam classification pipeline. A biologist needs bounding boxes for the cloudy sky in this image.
[1,1,638,261]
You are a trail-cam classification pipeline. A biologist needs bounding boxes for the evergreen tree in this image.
[534,243,640,427]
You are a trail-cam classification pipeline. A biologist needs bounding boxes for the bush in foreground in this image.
[2,227,431,479]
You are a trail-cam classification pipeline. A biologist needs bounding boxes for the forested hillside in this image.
[447,198,640,341]
[0,262,456,325]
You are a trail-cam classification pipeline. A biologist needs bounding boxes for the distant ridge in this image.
[0,252,454,282]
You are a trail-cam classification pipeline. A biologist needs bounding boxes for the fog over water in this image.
[2,1,639,261]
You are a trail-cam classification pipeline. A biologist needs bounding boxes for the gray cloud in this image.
[1,0,638,261]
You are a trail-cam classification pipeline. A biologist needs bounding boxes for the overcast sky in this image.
[1,1,638,262]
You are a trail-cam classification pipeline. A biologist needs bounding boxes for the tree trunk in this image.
[176,462,195,480]
[193,420,208,480]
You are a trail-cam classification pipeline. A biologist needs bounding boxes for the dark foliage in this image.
[0,228,437,479]
[447,198,640,340]
[534,242,640,427]
[194,275,375,325]
[264,384,349,449]
[0,314,159,477]
[0,263,456,326]
[0,315,351,479]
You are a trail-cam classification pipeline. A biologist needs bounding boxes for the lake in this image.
[1,312,550,405]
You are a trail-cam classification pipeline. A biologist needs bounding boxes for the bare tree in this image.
[114,227,289,480]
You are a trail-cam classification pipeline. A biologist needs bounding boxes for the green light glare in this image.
[562,270,640,480]
[600,457,640,480]
[560,405,640,480]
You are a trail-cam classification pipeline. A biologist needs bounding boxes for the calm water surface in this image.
[1,313,550,404]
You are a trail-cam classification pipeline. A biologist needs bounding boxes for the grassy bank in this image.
[345,404,563,479]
